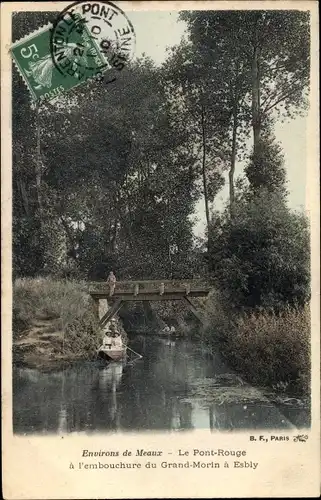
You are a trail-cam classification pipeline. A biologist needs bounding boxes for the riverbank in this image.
[203,292,310,397]
[13,317,85,371]
[13,277,125,370]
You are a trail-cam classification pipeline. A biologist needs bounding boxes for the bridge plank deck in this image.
[89,280,211,325]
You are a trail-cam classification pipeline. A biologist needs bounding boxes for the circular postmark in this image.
[50,0,136,85]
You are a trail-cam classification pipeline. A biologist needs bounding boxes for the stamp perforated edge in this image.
[10,21,52,49]
[11,55,36,100]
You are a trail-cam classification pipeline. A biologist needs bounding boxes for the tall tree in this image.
[179,10,310,196]
[163,41,229,246]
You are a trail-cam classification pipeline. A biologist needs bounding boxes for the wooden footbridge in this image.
[89,280,212,327]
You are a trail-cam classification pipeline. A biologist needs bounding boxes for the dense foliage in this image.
[13,10,310,312]
[209,189,310,311]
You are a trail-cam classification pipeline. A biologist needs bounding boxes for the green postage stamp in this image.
[10,1,136,102]
[11,21,106,102]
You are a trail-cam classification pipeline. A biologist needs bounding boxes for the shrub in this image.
[205,303,310,395]
[63,314,101,358]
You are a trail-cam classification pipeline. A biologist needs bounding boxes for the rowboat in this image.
[98,331,127,362]
[159,327,182,338]
[98,344,127,362]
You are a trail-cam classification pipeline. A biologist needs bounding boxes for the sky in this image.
[128,11,307,237]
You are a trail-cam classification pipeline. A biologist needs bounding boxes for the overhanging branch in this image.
[264,84,305,114]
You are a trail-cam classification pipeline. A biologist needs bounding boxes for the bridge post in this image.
[91,297,100,322]
[98,298,110,323]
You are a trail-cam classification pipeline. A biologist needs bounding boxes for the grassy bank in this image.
[13,277,102,369]
[203,293,310,396]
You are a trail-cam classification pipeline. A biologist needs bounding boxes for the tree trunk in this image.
[200,104,210,235]
[35,104,46,271]
[123,181,134,250]
[35,104,43,216]
[110,189,119,252]
[168,241,173,279]
[59,215,77,260]
[251,18,261,156]
[188,163,194,197]
[110,219,118,252]
[17,179,29,216]
[229,101,238,215]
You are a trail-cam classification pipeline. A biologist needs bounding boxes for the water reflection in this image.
[13,337,310,434]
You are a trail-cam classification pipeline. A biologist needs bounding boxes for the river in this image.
[13,335,310,434]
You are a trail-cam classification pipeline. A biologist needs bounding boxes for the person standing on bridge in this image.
[107,271,116,297]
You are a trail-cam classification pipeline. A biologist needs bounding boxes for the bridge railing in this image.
[89,279,212,288]
[88,279,213,295]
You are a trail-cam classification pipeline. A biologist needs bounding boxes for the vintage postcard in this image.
[1,1,320,498]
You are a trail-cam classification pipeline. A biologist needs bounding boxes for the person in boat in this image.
[112,333,123,349]
[163,326,170,334]
[107,271,116,296]
[170,325,176,334]
[102,331,113,348]
[110,319,118,334]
